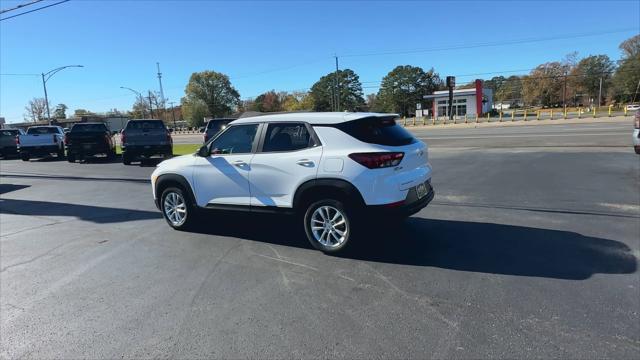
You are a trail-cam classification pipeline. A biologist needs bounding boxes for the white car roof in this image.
[230,112,399,125]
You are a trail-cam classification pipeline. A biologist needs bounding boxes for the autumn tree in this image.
[611,35,640,103]
[24,98,50,122]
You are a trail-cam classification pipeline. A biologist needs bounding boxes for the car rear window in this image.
[71,124,108,132]
[333,116,416,146]
[207,120,231,131]
[126,120,166,130]
[26,127,59,135]
[0,130,19,137]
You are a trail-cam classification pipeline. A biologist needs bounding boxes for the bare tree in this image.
[24,98,50,122]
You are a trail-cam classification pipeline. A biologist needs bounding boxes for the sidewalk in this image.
[402,115,633,130]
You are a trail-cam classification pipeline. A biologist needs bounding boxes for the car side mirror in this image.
[197,145,209,157]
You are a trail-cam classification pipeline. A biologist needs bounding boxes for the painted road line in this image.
[419,132,625,140]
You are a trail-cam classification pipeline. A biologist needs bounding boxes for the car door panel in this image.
[191,123,259,207]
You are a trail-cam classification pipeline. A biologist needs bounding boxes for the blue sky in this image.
[1,0,638,123]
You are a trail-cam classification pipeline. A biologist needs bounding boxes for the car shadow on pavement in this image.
[0,198,160,224]
[0,184,31,195]
[187,213,637,280]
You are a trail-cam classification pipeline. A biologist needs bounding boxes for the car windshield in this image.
[72,124,107,132]
[26,127,58,134]
[127,121,165,130]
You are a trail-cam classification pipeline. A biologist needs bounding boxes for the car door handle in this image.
[296,159,314,167]
[232,160,247,167]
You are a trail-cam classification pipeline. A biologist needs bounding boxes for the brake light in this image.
[15,135,20,145]
[348,152,404,169]
[64,134,69,145]
[121,131,126,144]
[634,113,640,129]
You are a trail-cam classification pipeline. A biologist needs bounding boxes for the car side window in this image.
[262,123,314,152]
[209,124,258,155]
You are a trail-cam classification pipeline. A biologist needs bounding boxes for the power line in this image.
[0,0,43,14]
[0,0,70,21]
[0,73,39,76]
[340,28,637,58]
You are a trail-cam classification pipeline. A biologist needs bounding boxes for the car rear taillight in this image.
[348,152,404,169]
[121,131,126,144]
[634,113,640,129]
[64,134,69,145]
[15,135,20,145]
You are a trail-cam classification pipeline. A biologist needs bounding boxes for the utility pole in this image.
[563,73,567,110]
[169,101,176,129]
[148,91,154,118]
[157,62,165,106]
[598,74,603,107]
[41,73,50,123]
[334,55,340,112]
[632,79,640,104]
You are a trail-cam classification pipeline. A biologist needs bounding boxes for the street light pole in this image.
[41,65,83,124]
[120,86,146,118]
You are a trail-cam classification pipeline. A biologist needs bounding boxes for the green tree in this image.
[53,103,67,119]
[184,70,240,117]
[74,109,95,117]
[611,35,640,103]
[181,98,208,127]
[309,69,365,112]
[570,55,615,106]
[376,65,442,117]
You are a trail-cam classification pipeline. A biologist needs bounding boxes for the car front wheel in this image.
[161,187,195,230]
[303,199,352,253]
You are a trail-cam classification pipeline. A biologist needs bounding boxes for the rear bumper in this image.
[0,146,18,155]
[367,181,434,217]
[123,145,172,156]
[18,145,59,155]
[67,144,110,156]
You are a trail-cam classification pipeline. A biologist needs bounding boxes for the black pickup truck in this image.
[65,122,117,162]
[120,119,172,165]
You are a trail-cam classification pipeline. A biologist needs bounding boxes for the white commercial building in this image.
[423,80,493,117]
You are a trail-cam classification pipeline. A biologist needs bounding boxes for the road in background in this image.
[1,122,638,358]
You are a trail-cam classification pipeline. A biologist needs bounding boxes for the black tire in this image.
[21,153,30,161]
[67,154,76,163]
[122,152,132,165]
[303,199,354,253]
[107,148,116,160]
[635,146,640,155]
[160,187,196,230]
[57,147,65,159]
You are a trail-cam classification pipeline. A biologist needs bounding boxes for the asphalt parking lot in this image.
[1,121,639,358]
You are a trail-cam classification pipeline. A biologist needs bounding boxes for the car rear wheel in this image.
[57,147,65,159]
[67,154,76,163]
[161,187,195,230]
[122,153,132,165]
[303,199,352,253]
[21,153,30,161]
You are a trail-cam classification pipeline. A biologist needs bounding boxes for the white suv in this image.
[151,112,434,252]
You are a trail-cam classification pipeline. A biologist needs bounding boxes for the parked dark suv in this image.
[203,118,234,143]
[121,119,173,165]
[0,128,24,158]
[65,122,116,162]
